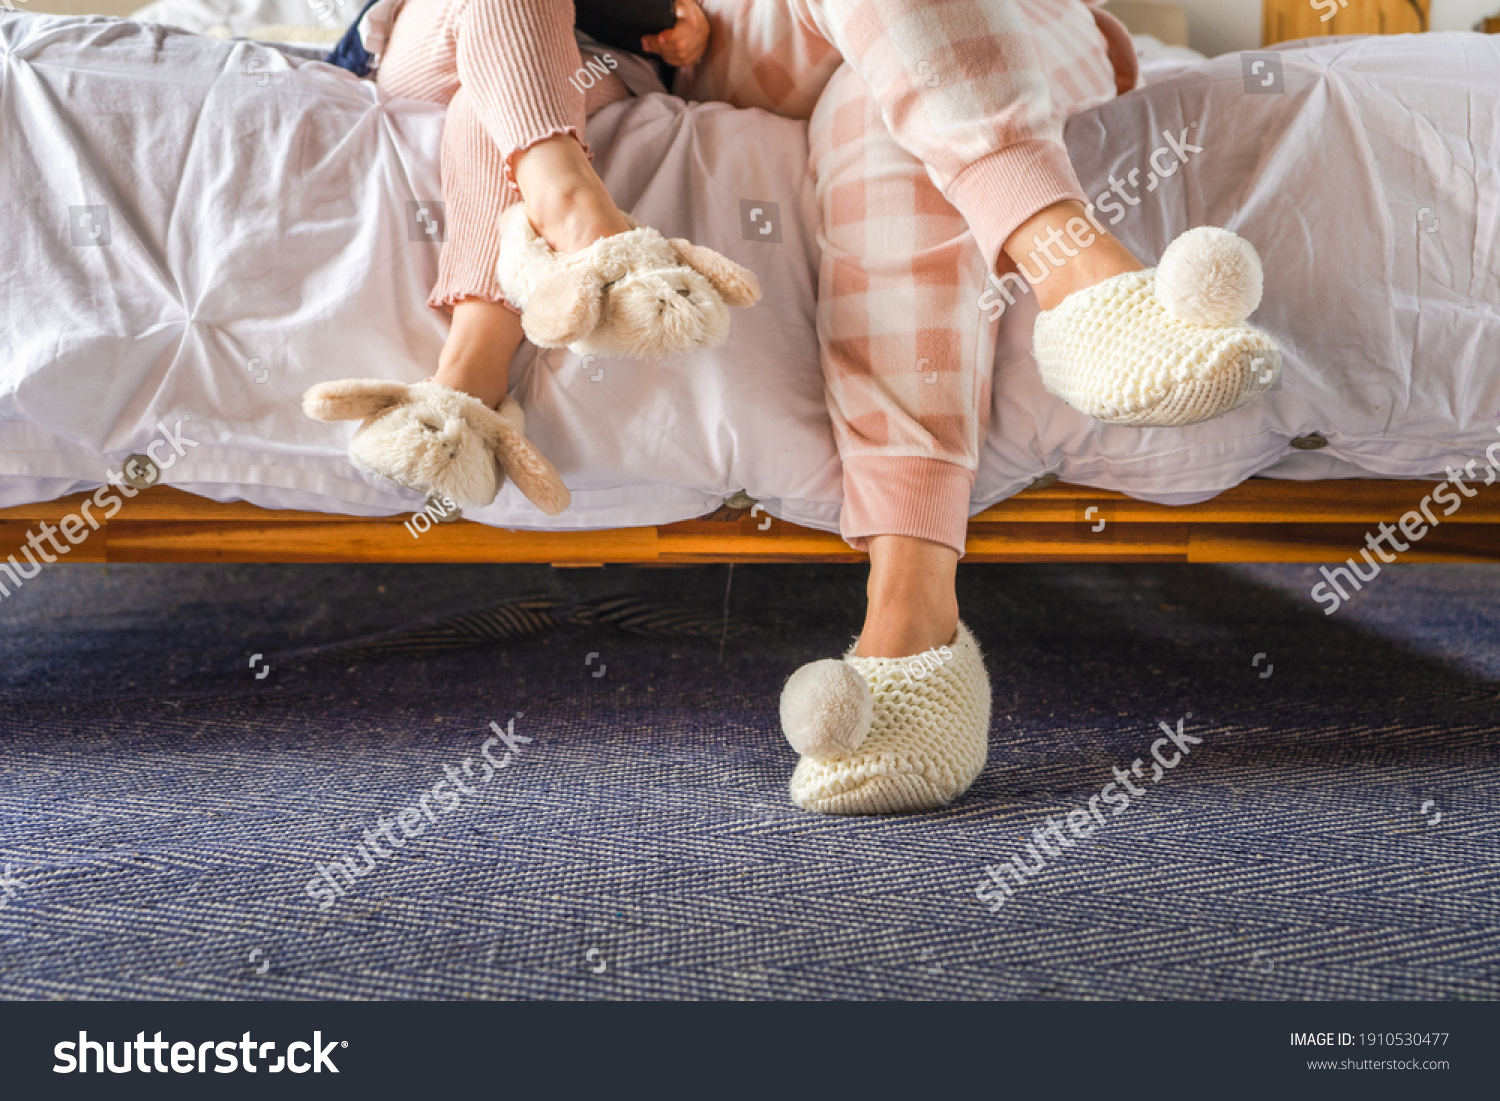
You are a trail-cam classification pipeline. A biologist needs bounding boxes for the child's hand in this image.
[641,1,710,68]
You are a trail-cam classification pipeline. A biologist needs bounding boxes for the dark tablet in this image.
[573,0,677,54]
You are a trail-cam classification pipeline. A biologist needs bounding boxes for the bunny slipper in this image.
[1032,227,1282,428]
[779,623,992,815]
[497,205,761,359]
[302,379,570,515]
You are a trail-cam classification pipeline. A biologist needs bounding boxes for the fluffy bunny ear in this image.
[484,398,572,516]
[669,240,762,308]
[303,379,412,422]
[521,264,606,347]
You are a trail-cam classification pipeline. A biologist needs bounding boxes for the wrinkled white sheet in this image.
[2,14,1496,533]
[980,31,1500,509]
[131,0,348,46]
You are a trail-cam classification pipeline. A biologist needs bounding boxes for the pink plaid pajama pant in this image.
[379,0,1134,554]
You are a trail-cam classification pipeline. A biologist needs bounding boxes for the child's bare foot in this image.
[511,134,631,256]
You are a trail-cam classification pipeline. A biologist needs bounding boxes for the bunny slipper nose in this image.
[657,290,695,314]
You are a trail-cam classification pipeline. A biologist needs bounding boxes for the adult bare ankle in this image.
[856,535,960,658]
[1003,200,1145,312]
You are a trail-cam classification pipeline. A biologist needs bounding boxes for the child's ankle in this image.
[525,187,632,255]
[513,134,633,254]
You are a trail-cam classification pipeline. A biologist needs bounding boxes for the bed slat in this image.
[0,482,1496,564]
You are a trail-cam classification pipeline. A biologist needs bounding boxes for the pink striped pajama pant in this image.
[377,0,1134,553]
[374,0,639,311]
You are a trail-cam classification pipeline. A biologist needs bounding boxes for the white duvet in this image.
[2,13,1497,534]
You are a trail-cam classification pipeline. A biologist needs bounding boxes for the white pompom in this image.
[1154,226,1264,327]
[779,659,872,760]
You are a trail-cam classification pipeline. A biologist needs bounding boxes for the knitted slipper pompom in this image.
[779,658,873,760]
[1153,226,1264,327]
[1031,225,1281,428]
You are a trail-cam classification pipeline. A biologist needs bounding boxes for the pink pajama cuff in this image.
[943,137,1088,277]
[840,455,976,558]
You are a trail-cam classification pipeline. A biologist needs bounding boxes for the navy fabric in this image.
[573,0,676,53]
[1,560,1497,1000]
[324,0,382,77]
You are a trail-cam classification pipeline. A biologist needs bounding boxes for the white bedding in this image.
[2,13,1497,534]
[129,0,348,46]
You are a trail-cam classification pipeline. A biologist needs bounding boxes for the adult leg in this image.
[798,0,1276,427]
[676,0,844,117]
[811,63,989,655]
[776,63,993,815]
[793,0,1126,275]
[689,0,1141,317]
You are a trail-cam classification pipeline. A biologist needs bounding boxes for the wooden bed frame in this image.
[3,5,1482,570]
[3,479,1497,565]
[1261,0,1429,47]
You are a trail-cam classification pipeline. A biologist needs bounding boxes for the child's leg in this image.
[449,0,632,251]
[378,0,632,264]
[409,85,528,404]
[375,0,633,407]
[437,299,524,409]
[412,86,628,407]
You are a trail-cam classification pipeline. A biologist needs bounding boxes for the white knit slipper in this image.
[1032,227,1281,427]
[497,205,760,360]
[780,622,991,815]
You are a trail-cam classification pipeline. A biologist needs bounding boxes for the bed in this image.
[2,8,1497,565]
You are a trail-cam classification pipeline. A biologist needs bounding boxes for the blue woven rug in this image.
[1,560,1496,1000]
